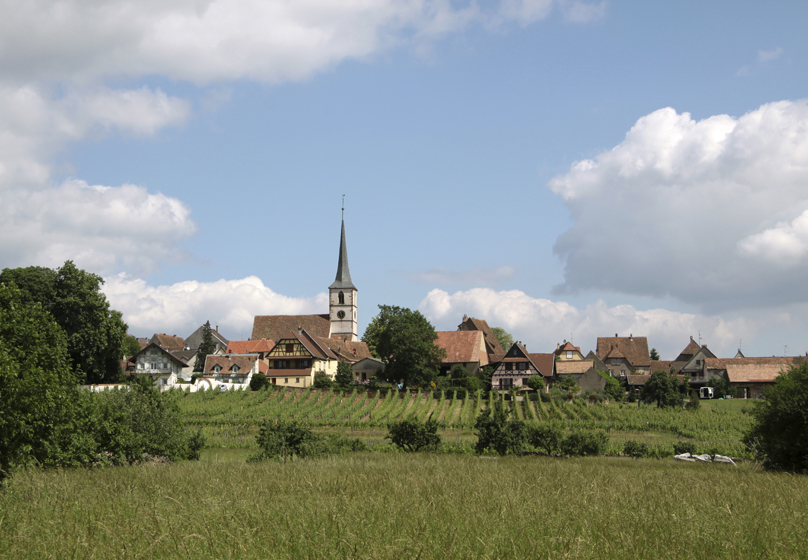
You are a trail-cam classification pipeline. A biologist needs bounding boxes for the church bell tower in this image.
[329,205,358,341]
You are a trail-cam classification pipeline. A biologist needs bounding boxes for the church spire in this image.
[329,203,356,291]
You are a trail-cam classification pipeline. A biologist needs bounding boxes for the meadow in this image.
[181,387,755,458]
[2,453,806,559]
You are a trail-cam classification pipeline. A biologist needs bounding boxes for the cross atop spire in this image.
[329,204,356,291]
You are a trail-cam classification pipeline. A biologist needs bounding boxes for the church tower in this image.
[329,210,358,341]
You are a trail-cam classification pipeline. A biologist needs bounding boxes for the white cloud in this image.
[409,266,516,286]
[549,100,808,310]
[0,0,599,86]
[560,0,606,23]
[104,274,328,337]
[758,46,783,62]
[419,288,756,359]
[0,180,196,274]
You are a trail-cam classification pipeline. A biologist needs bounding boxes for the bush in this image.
[313,371,333,389]
[556,376,579,393]
[673,441,697,455]
[604,376,624,402]
[685,390,700,410]
[474,401,528,455]
[386,418,441,452]
[528,422,564,455]
[744,361,808,471]
[540,392,551,403]
[335,361,354,388]
[461,376,481,391]
[250,374,270,391]
[526,375,544,392]
[251,420,319,460]
[623,440,649,458]
[454,388,467,400]
[561,430,608,457]
[449,364,468,380]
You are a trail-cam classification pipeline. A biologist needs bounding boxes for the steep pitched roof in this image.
[650,360,673,374]
[315,336,372,362]
[171,349,197,363]
[457,316,505,357]
[129,343,189,367]
[585,350,608,372]
[252,314,330,341]
[528,353,555,377]
[674,337,702,362]
[435,331,485,364]
[204,354,259,375]
[329,218,356,290]
[185,324,229,351]
[555,341,582,356]
[596,335,651,368]
[273,329,339,361]
[149,333,186,352]
[227,339,275,355]
[705,356,803,383]
[556,360,594,375]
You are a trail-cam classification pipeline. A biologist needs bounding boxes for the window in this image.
[284,378,288,383]
[611,359,619,365]
[505,363,513,371]
[338,291,345,304]
[295,378,300,384]
[620,370,626,377]
[232,365,239,374]
[286,343,294,353]
[518,362,527,371]
[522,378,529,385]
[502,378,513,388]
[566,351,573,359]
[299,359,310,369]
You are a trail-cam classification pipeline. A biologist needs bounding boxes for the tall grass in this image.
[1,454,806,559]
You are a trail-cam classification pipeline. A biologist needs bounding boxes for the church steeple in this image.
[328,201,358,341]
[329,217,356,290]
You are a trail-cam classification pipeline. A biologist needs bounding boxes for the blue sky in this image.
[3,1,808,359]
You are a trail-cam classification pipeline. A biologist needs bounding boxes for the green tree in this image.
[250,374,271,391]
[526,375,545,392]
[640,370,681,408]
[335,361,354,388]
[449,364,468,380]
[556,376,579,393]
[361,305,446,389]
[194,320,215,373]
[604,375,624,402]
[0,261,128,383]
[123,335,142,357]
[491,327,513,352]
[706,376,731,398]
[650,348,660,361]
[386,418,441,452]
[744,361,808,471]
[313,371,334,389]
[0,283,91,478]
[528,422,564,455]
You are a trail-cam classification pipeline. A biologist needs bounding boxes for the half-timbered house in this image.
[490,342,554,392]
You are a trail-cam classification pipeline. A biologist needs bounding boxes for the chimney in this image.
[463,314,468,321]
[615,333,618,337]
[629,334,633,341]
[298,325,302,335]
[216,325,219,333]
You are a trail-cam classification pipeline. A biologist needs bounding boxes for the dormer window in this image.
[214,365,221,374]
[566,351,573,359]
[232,365,239,374]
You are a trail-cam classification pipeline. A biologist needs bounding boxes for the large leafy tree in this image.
[335,361,354,388]
[0,261,128,383]
[744,361,808,472]
[640,370,681,408]
[0,284,91,478]
[361,305,446,389]
[194,320,215,373]
[491,327,513,352]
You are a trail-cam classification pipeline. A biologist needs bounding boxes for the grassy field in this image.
[2,453,807,559]
[180,388,756,457]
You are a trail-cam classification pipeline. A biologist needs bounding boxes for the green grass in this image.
[2,454,807,559]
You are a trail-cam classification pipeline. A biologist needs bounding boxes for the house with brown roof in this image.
[149,333,187,352]
[677,341,718,381]
[264,328,340,388]
[596,334,651,377]
[185,324,229,353]
[127,343,190,388]
[701,356,803,398]
[555,340,586,362]
[435,330,489,376]
[490,342,554,392]
[457,315,505,362]
[227,339,275,360]
[204,354,262,386]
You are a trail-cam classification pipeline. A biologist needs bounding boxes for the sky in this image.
[2,0,808,360]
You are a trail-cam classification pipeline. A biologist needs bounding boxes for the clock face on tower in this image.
[337,310,346,319]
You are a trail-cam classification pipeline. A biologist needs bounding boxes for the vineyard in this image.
[179,387,756,457]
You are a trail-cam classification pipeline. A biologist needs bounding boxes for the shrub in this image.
[540,392,551,403]
[474,401,528,455]
[454,388,467,400]
[526,375,544,392]
[386,418,441,452]
[673,441,697,455]
[250,374,270,391]
[335,361,354,388]
[435,377,451,391]
[556,376,579,393]
[561,430,608,457]
[623,440,649,458]
[449,364,468,380]
[461,376,481,391]
[528,422,564,455]
[604,376,624,402]
[313,371,333,389]
[685,390,700,410]
[744,361,808,471]
[251,420,320,460]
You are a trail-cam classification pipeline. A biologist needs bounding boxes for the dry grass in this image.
[2,454,807,559]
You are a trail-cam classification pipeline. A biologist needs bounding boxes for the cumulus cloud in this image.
[0,0,603,86]
[104,274,329,337]
[409,266,516,286]
[549,100,808,310]
[419,288,756,359]
[758,47,783,62]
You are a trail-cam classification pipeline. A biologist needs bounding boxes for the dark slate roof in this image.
[329,219,356,290]
[596,335,651,368]
[252,314,330,341]
[185,324,229,351]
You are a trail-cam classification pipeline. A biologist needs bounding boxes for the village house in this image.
[149,333,186,352]
[186,324,229,353]
[226,339,275,360]
[490,342,554,392]
[435,330,489,376]
[351,356,385,382]
[203,353,263,386]
[700,356,803,398]
[596,334,651,377]
[457,315,505,363]
[127,342,190,386]
[264,328,339,388]
[554,340,595,382]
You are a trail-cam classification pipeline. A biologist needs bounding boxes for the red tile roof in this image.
[596,335,650,367]
[251,314,330,341]
[204,354,259,375]
[457,316,504,357]
[227,339,275,355]
[555,341,582,355]
[556,360,594,375]
[435,331,485,364]
[315,337,372,362]
[150,333,186,352]
[528,353,555,377]
[650,360,673,374]
[705,356,803,383]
